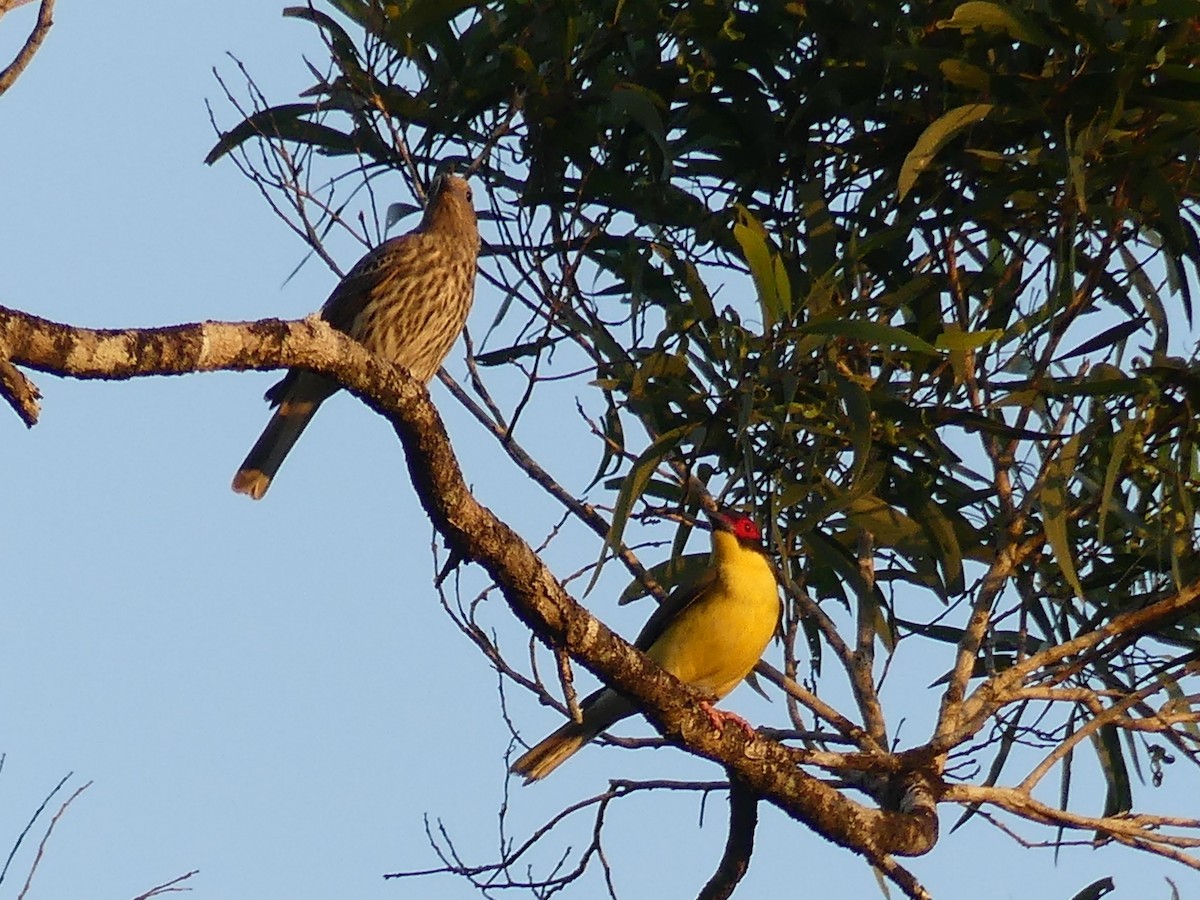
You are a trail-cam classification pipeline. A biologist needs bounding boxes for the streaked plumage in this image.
[232,173,478,499]
[511,509,780,783]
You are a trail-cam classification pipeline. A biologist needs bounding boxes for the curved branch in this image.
[0,0,55,97]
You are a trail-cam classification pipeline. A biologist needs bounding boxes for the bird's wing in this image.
[318,234,422,333]
[631,565,719,652]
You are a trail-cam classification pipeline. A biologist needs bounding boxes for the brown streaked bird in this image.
[232,173,478,500]
[511,508,780,783]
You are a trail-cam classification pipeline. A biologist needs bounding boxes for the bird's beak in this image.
[706,508,733,532]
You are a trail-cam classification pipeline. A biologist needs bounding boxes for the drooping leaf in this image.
[284,6,362,69]
[1060,317,1149,362]
[1098,418,1137,541]
[834,373,873,488]
[618,552,709,605]
[732,204,792,327]
[951,701,1027,832]
[899,103,993,201]
[588,422,697,594]
[1092,722,1134,819]
[1069,878,1116,900]
[909,491,966,597]
[205,104,358,165]
[608,84,671,177]
[1041,433,1085,600]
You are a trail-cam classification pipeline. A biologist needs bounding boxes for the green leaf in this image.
[384,0,476,40]
[284,6,361,68]
[899,103,993,201]
[1092,722,1133,818]
[1041,433,1084,600]
[1098,419,1137,541]
[797,319,939,355]
[804,528,889,641]
[939,59,991,92]
[834,374,872,488]
[910,492,966,596]
[1069,878,1116,900]
[936,1,1053,46]
[205,104,358,165]
[473,336,553,367]
[934,327,1004,351]
[1060,317,1148,361]
[618,552,709,605]
[843,495,925,551]
[684,263,716,318]
[732,204,792,327]
[588,423,696,594]
[795,179,837,273]
[609,84,671,175]
[950,701,1026,832]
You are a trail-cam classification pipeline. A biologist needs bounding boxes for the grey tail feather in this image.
[231,400,323,500]
[510,720,601,783]
[510,688,635,783]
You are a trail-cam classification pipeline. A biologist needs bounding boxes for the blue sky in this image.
[1,3,1197,899]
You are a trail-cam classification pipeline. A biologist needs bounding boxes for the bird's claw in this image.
[699,701,757,740]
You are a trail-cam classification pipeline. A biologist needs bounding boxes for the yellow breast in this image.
[645,531,779,699]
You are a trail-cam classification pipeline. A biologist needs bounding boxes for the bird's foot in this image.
[699,701,757,740]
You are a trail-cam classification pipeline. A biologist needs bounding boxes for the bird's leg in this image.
[698,701,758,740]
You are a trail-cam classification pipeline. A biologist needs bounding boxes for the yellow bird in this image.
[511,508,780,783]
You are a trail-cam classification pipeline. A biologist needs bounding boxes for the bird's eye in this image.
[465,186,474,202]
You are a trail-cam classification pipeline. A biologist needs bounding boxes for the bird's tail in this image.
[232,373,332,500]
[510,720,599,783]
[510,688,633,783]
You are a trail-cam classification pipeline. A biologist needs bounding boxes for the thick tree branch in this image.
[0,304,940,878]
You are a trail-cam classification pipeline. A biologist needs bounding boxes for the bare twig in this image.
[131,869,200,899]
[16,779,90,900]
[697,776,758,900]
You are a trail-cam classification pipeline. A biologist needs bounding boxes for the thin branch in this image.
[130,869,200,899]
[437,367,665,600]
[944,784,1200,868]
[853,529,887,744]
[696,776,757,900]
[16,779,90,900]
[0,771,71,888]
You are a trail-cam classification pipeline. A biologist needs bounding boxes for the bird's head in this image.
[707,508,764,548]
[422,172,479,246]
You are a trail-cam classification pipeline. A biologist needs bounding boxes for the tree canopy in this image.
[207,0,1200,894]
